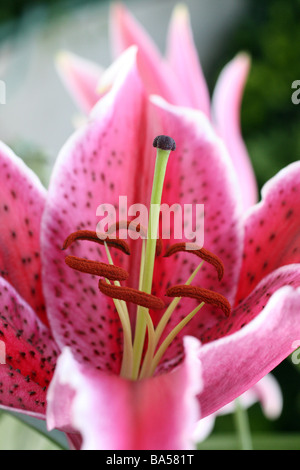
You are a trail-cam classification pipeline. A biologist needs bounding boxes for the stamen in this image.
[148,301,205,378]
[154,261,203,348]
[98,279,165,310]
[62,229,131,255]
[164,243,224,281]
[166,285,231,317]
[65,255,129,280]
[107,220,163,256]
[107,220,143,236]
[102,242,133,379]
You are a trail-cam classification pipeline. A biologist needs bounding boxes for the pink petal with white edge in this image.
[200,264,300,343]
[109,3,184,105]
[56,51,103,113]
[193,373,282,442]
[41,47,149,372]
[0,277,59,417]
[243,373,283,419]
[166,5,211,116]
[148,97,243,351]
[47,336,202,450]
[236,161,300,305]
[0,141,47,325]
[199,276,300,418]
[217,373,282,419]
[212,53,257,210]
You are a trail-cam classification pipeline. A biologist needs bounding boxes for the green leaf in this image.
[0,410,69,450]
[198,433,300,450]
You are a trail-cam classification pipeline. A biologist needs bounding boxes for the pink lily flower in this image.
[57,4,257,211]
[0,29,300,453]
[45,46,300,448]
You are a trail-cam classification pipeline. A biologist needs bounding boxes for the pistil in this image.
[131,136,176,380]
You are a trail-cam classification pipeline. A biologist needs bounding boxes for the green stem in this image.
[139,261,204,379]
[131,148,171,380]
[154,261,203,348]
[233,397,253,450]
[104,243,133,378]
[148,302,205,377]
[142,148,171,293]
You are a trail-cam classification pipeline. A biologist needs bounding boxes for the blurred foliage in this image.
[10,140,53,187]
[0,0,101,41]
[209,0,300,442]
[0,0,96,23]
[211,358,300,445]
[0,410,61,450]
[211,0,300,190]
[2,0,298,191]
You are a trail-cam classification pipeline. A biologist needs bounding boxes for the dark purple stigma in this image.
[153,135,176,151]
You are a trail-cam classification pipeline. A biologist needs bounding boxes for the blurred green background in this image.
[0,0,300,450]
[216,0,300,191]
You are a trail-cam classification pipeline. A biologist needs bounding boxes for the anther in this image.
[98,279,165,310]
[65,255,129,281]
[62,230,130,255]
[164,243,224,281]
[166,285,231,317]
[107,220,143,236]
[153,135,176,151]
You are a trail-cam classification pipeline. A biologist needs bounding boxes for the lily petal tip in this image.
[173,3,189,20]
[55,50,72,70]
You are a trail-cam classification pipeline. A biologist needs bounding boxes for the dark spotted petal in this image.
[236,162,300,305]
[0,142,47,325]
[0,277,58,416]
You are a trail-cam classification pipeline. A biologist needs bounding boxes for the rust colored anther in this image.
[164,243,224,281]
[98,279,165,310]
[107,220,163,257]
[166,285,231,317]
[107,220,144,237]
[65,255,129,281]
[62,230,131,255]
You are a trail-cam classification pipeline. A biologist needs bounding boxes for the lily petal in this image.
[56,51,103,113]
[198,269,300,418]
[166,4,211,115]
[216,373,282,419]
[149,97,243,327]
[109,3,183,105]
[212,53,257,210]
[0,142,47,324]
[47,336,202,450]
[236,161,300,304]
[41,48,149,370]
[200,264,300,343]
[242,373,283,420]
[0,277,58,417]
[193,373,282,442]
